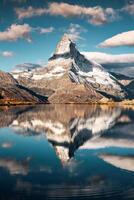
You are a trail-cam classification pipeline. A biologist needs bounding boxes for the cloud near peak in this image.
[82,52,134,64]
[15,2,117,25]
[66,23,87,42]
[99,30,134,47]
[82,52,134,77]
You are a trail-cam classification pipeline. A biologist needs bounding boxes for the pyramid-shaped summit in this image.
[49,34,79,62]
[12,34,131,103]
[48,34,97,73]
[55,34,74,55]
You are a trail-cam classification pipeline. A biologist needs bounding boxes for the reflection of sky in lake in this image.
[0,105,134,200]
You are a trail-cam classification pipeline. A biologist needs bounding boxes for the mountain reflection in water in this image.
[0,105,134,200]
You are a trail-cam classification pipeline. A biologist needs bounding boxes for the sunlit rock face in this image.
[0,105,134,164]
[12,34,131,102]
[0,70,47,105]
[0,70,18,85]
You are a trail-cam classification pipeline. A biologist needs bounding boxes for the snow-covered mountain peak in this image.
[11,34,129,101]
[55,34,74,55]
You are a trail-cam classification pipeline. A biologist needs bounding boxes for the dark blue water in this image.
[0,105,133,200]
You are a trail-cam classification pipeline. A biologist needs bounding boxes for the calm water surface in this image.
[0,105,134,200]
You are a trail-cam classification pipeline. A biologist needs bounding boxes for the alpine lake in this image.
[0,104,133,200]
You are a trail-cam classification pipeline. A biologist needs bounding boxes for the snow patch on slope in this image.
[69,59,122,91]
[55,34,72,55]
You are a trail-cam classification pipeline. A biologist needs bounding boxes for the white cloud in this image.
[15,2,117,25]
[0,51,14,57]
[0,24,54,43]
[15,6,48,19]
[0,24,32,42]
[99,30,134,47]
[66,23,87,42]
[45,2,117,25]
[122,2,134,15]
[82,52,134,64]
[39,27,54,34]
[82,51,134,77]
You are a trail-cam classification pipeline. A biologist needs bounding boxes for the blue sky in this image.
[0,0,134,72]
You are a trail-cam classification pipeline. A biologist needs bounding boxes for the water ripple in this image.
[43,185,134,200]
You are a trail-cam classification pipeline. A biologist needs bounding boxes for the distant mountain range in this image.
[0,70,47,105]
[1,34,134,105]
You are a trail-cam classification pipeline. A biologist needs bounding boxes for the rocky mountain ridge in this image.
[0,70,47,105]
[11,34,134,103]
